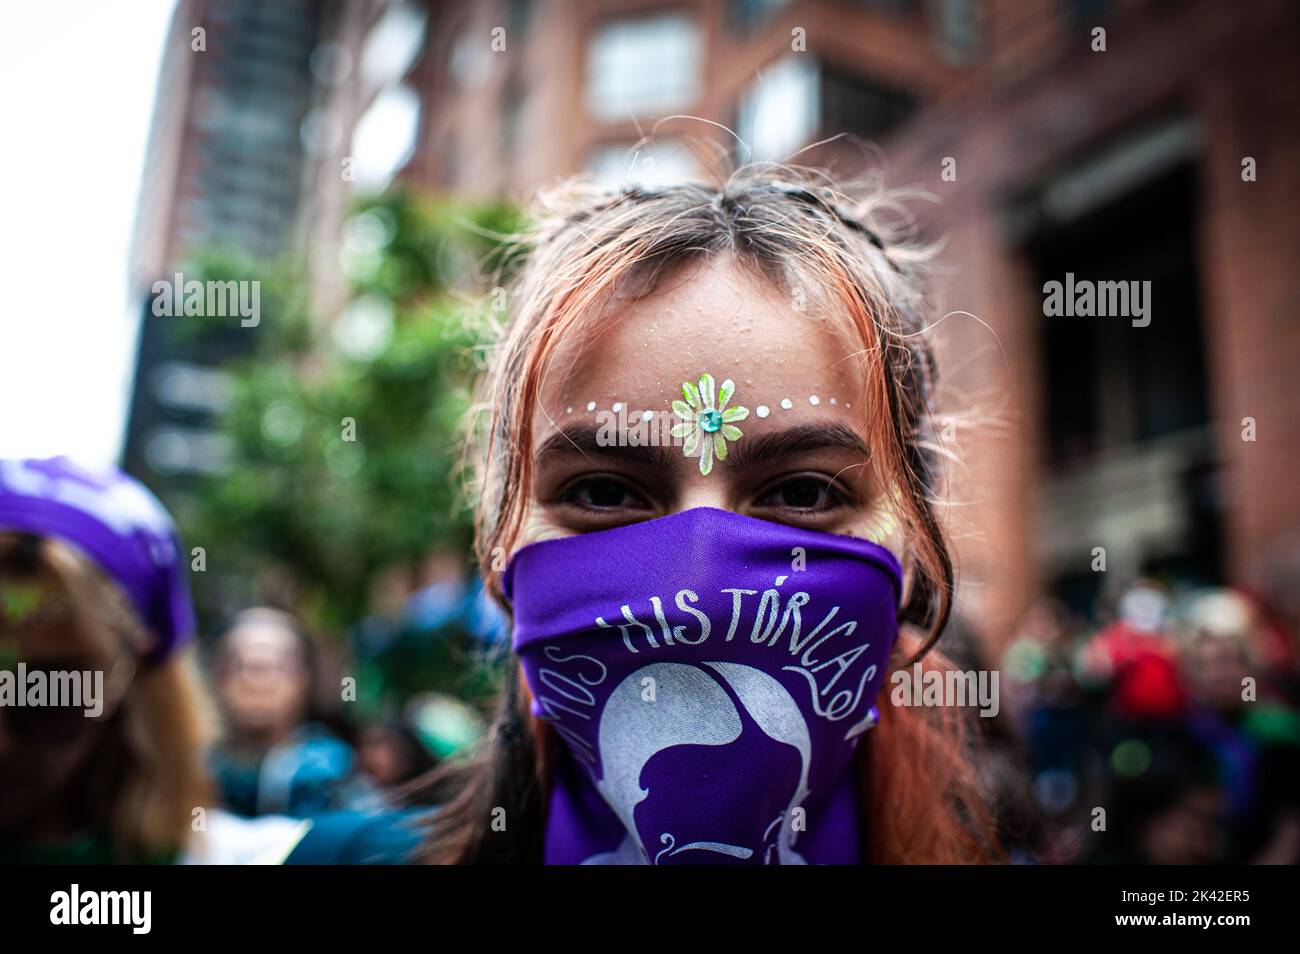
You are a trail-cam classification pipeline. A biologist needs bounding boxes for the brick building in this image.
[402,0,1300,648]
[125,0,425,487]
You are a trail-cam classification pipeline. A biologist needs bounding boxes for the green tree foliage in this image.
[182,190,524,643]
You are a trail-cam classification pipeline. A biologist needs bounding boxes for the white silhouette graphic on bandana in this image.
[581,661,812,865]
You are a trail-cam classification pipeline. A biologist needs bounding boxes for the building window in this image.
[1027,161,1222,604]
[360,1,427,89]
[1031,163,1210,466]
[586,13,701,122]
[820,61,916,143]
[737,56,916,161]
[586,140,700,188]
[350,85,422,190]
[736,56,819,162]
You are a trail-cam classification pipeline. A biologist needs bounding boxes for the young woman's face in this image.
[522,255,896,552]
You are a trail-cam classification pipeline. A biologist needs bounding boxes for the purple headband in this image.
[0,457,196,658]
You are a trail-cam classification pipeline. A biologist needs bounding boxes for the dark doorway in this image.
[1023,160,1224,615]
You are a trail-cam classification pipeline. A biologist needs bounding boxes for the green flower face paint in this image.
[671,373,749,476]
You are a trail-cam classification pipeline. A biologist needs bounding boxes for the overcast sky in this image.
[0,0,176,468]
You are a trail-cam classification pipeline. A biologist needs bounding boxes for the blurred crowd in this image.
[980,578,1300,865]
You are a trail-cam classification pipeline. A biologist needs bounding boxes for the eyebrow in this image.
[722,422,870,472]
[536,423,680,472]
[535,421,869,474]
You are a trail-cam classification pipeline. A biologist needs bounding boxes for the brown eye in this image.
[778,477,824,509]
[563,476,651,511]
[755,475,851,513]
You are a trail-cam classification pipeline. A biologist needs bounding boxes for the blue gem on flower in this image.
[671,373,749,476]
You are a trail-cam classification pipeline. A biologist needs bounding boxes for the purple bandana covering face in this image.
[0,457,195,658]
[504,507,902,865]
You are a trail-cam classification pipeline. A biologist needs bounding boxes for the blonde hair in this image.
[0,532,216,862]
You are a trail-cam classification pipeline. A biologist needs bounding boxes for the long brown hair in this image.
[421,164,998,864]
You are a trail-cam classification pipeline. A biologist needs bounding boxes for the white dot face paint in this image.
[586,401,596,412]
[642,410,654,422]
[566,407,573,414]
[612,402,623,413]
[809,395,820,406]
[756,405,770,419]
[526,257,880,549]
[830,398,837,405]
